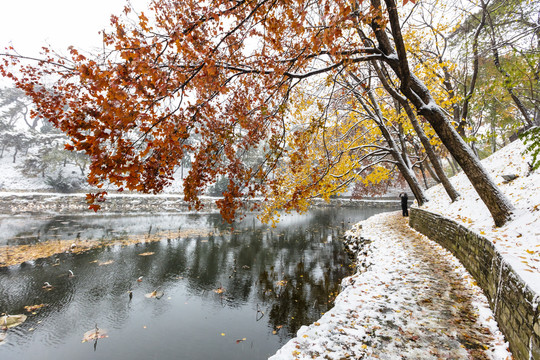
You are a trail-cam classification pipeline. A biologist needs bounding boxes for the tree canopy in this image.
[2,0,533,225]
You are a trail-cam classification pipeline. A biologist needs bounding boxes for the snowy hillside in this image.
[420,139,540,293]
[0,148,184,193]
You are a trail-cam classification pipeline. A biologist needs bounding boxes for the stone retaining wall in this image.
[0,193,401,215]
[409,208,540,360]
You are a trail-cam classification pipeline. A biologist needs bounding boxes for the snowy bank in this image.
[419,139,540,295]
[270,212,510,359]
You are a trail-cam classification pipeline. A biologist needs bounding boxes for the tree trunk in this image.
[446,156,456,176]
[415,96,513,226]
[424,158,441,184]
[366,92,429,205]
[412,141,429,188]
[378,123,427,205]
[418,160,429,189]
[349,77,429,205]
[375,0,514,226]
[394,152,427,204]
[404,107,460,201]
[483,0,533,127]
[372,61,460,201]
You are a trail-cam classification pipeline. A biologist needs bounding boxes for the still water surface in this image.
[0,207,391,359]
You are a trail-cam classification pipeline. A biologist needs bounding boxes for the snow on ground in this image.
[419,139,540,294]
[0,150,56,191]
[270,213,511,360]
[0,148,184,193]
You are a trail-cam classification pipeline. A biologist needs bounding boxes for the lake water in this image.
[0,206,392,360]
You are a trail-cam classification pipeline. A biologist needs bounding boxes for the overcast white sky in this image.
[0,0,149,56]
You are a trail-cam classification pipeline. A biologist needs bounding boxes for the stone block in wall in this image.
[410,208,540,360]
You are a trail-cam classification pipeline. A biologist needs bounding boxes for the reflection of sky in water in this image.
[0,206,387,247]
[0,214,220,246]
[0,207,393,360]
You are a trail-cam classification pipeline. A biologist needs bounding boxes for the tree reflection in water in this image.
[0,207,388,359]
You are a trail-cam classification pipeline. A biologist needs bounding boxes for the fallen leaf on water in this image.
[138,252,155,256]
[98,260,114,266]
[236,338,247,344]
[82,327,108,343]
[0,314,27,329]
[145,290,164,299]
[214,287,225,294]
[24,304,47,313]
[221,333,226,336]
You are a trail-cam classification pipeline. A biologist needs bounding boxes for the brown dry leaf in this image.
[98,260,114,266]
[24,304,47,313]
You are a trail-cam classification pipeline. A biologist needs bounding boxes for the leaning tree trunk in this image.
[407,78,514,226]
[372,61,460,202]
[373,0,514,226]
[365,89,429,205]
[379,123,428,205]
[402,101,460,201]
[424,158,441,184]
[349,77,429,205]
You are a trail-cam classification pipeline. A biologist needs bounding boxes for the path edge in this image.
[409,207,540,360]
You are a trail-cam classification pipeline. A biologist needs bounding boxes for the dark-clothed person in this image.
[400,192,409,217]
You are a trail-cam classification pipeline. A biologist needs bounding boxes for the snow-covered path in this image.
[270,212,510,359]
